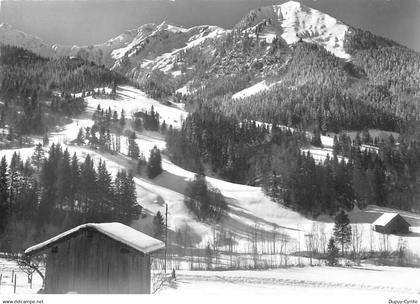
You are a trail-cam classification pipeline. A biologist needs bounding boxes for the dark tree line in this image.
[0,144,140,252]
[166,107,271,183]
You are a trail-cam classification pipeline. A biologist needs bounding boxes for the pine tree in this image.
[31,143,44,171]
[333,210,352,256]
[119,109,126,128]
[136,153,147,175]
[79,154,97,212]
[56,148,72,209]
[160,120,167,133]
[128,132,139,160]
[43,133,49,147]
[97,159,113,212]
[76,128,85,145]
[327,237,339,266]
[153,211,165,241]
[70,153,80,210]
[0,156,9,233]
[147,146,163,179]
[114,170,138,224]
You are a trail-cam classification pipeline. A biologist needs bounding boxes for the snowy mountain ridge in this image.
[236,1,351,59]
[0,1,352,68]
[0,20,227,71]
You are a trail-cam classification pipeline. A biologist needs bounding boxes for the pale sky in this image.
[1,0,419,51]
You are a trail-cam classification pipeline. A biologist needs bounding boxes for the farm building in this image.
[24,222,165,294]
[372,213,411,235]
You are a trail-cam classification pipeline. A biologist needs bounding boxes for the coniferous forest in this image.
[0,144,139,252]
[166,107,420,217]
[0,45,127,144]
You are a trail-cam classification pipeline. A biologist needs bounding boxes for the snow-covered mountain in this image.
[0,1,352,67]
[235,1,351,59]
[0,1,407,95]
[0,20,227,70]
[0,23,54,58]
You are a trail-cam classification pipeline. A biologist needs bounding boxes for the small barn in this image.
[25,222,165,294]
[372,213,411,235]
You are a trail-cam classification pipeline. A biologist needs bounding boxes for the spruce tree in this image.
[333,210,352,256]
[76,128,85,145]
[153,211,165,241]
[0,156,9,233]
[79,154,97,212]
[43,133,49,146]
[119,109,126,128]
[97,159,113,212]
[327,237,339,266]
[147,146,163,179]
[56,149,72,209]
[31,143,44,171]
[70,153,80,210]
[128,132,139,160]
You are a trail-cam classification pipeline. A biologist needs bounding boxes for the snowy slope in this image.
[1,86,419,257]
[236,1,351,59]
[232,81,272,100]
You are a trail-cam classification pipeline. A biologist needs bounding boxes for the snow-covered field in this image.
[160,265,420,296]
[2,255,420,297]
[0,257,44,295]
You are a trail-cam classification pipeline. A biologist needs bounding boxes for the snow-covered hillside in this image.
[1,86,419,258]
[236,1,351,60]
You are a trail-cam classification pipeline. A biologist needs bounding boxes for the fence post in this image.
[11,270,14,282]
[13,274,16,294]
[0,273,2,289]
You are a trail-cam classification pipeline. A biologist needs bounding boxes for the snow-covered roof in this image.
[372,213,402,226]
[25,222,165,255]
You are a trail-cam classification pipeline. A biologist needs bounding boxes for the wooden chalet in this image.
[25,222,165,294]
[372,213,410,235]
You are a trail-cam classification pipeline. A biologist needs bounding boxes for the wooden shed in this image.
[25,222,165,294]
[372,213,410,235]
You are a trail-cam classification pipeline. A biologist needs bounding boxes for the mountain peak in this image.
[236,0,351,60]
[277,1,304,9]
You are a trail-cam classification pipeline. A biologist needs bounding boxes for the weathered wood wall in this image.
[44,229,151,294]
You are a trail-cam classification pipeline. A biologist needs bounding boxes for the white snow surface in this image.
[88,86,187,128]
[232,81,273,100]
[25,222,165,255]
[161,265,420,296]
[372,213,399,227]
